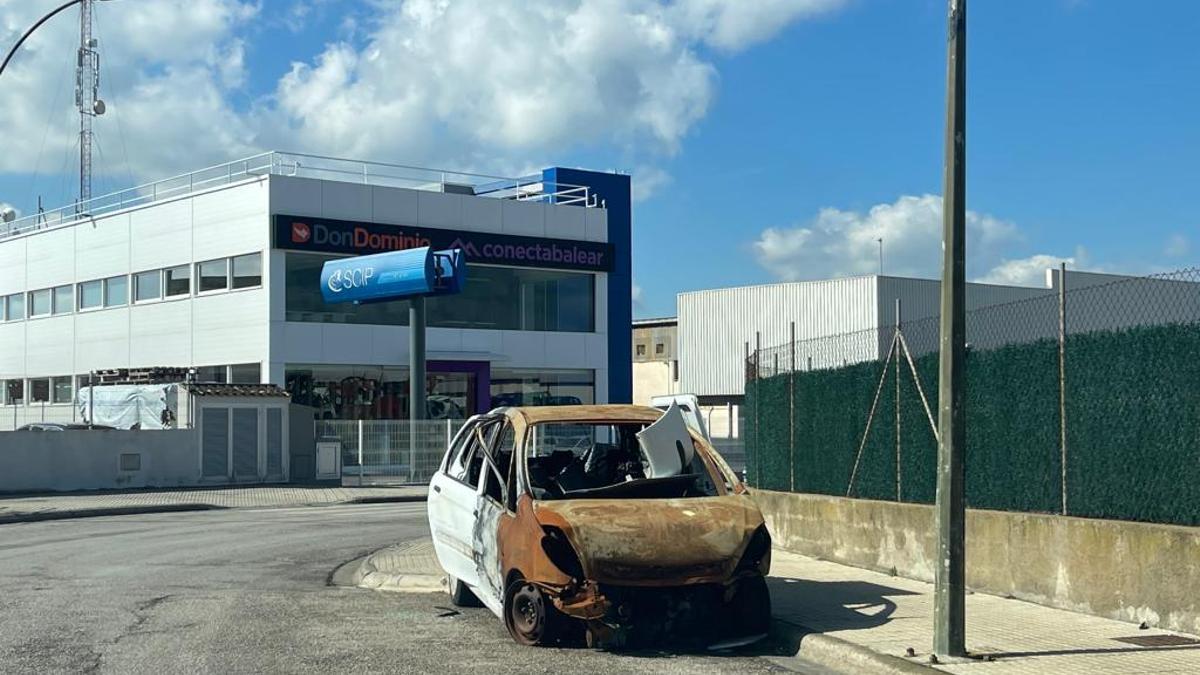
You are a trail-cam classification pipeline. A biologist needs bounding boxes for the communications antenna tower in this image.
[75,0,105,213]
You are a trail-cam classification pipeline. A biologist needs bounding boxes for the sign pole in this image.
[410,295,427,474]
[934,0,968,658]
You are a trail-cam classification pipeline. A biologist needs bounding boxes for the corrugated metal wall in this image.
[678,276,878,397]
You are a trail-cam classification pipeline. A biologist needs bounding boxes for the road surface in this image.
[0,502,831,674]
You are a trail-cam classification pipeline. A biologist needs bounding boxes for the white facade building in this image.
[0,153,634,430]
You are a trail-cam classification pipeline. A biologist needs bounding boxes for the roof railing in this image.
[0,151,596,240]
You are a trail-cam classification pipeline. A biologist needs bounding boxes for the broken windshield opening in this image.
[526,421,720,500]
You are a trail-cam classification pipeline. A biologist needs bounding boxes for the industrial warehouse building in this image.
[646,268,1194,445]
[0,152,632,430]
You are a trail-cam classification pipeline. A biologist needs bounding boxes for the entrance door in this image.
[427,361,491,418]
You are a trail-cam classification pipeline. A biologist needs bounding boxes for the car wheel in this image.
[503,577,565,646]
[447,575,481,607]
[730,575,772,636]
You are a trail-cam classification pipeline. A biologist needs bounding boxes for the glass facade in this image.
[134,270,162,302]
[198,259,229,292]
[285,364,593,420]
[284,253,594,332]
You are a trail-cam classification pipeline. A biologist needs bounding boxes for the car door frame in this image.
[472,418,520,614]
[428,416,485,590]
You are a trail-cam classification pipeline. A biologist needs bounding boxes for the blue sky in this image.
[1,0,1196,319]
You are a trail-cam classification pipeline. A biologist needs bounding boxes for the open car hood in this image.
[532,495,764,586]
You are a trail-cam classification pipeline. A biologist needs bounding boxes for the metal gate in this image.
[319,419,463,485]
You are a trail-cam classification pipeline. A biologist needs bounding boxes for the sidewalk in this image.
[768,549,1200,674]
[0,484,427,524]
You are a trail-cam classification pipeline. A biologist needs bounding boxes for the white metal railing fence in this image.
[317,419,464,485]
[0,151,595,241]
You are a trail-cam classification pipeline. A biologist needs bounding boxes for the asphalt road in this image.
[0,503,833,674]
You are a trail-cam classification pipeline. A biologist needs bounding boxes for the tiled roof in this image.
[183,383,291,398]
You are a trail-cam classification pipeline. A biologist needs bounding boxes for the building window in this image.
[654,342,664,356]
[134,270,162,302]
[4,379,23,404]
[232,253,262,289]
[5,292,25,320]
[195,365,228,383]
[104,275,128,307]
[285,253,595,332]
[53,285,73,314]
[52,376,73,404]
[197,259,229,293]
[29,378,50,403]
[490,368,595,407]
[229,363,260,384]
[636,344,646,357]
[165,265,191,297]
[29,289,51,317]
[78,280,103,310]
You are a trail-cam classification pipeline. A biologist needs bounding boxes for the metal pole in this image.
[934,0,968,658]
[896,298,902,502]
[410,295,427,484]
[1059,262,1068,515]
[754,332,761,489]
[357,419,364,487]
[88,371,94,428]
[789,321,796,492]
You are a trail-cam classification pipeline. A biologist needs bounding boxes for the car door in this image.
[472,421,516,613]
[428,418,484,589]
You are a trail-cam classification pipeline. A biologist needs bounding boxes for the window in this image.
[165,265,190,297]
[5,293,24,320]
[3,379,22,404]
[29,289,51,317]
[134,270,162,302]
[195,365,228,383]
[53,285,72,315]
[104,275,128,307]
[197,259,229,292]
[29,378,50,403]
[655,342,665,356]
[285,253,595,332]
[52,376,72,404]
[229,363,260,384]
[78,280,103,310]
[636,344,646,357]
[232,253,262,289]
[490,368,595,408]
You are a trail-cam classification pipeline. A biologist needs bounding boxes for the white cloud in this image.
[977,254,1074,287]
[673,0,849,51]
[632,282,645,309]
[0,0,845,195]
[631,166,672,203]
[752,194,1031,282]
[1164,233,1191,258]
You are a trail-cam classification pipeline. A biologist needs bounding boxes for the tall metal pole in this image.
[75,0,102,211]
[410,296,427,484]
[1058,262,1068,515]
[410,296,427,421]
[895,298,902,502]
[934,0,968,658]
[789,321,796,492]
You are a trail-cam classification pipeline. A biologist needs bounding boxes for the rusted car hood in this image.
[532,495,764,586]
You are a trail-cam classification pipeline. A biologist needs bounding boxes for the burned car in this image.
[427,404,772,649]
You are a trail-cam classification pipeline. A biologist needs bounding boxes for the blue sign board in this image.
[320,247,465,305]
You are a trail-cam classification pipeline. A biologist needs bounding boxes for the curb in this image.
[0,503,225,525]
[768,619,936,674]
[347,494,428,505]
[331,545,445,594]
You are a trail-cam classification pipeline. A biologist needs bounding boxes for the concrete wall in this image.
[0,429,201,492]
[754,490,1200,637]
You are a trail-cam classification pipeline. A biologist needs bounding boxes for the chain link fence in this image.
[745,267,1200,526]
[318,419,464,485]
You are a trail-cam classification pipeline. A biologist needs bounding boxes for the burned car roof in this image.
[506,404,664,426]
